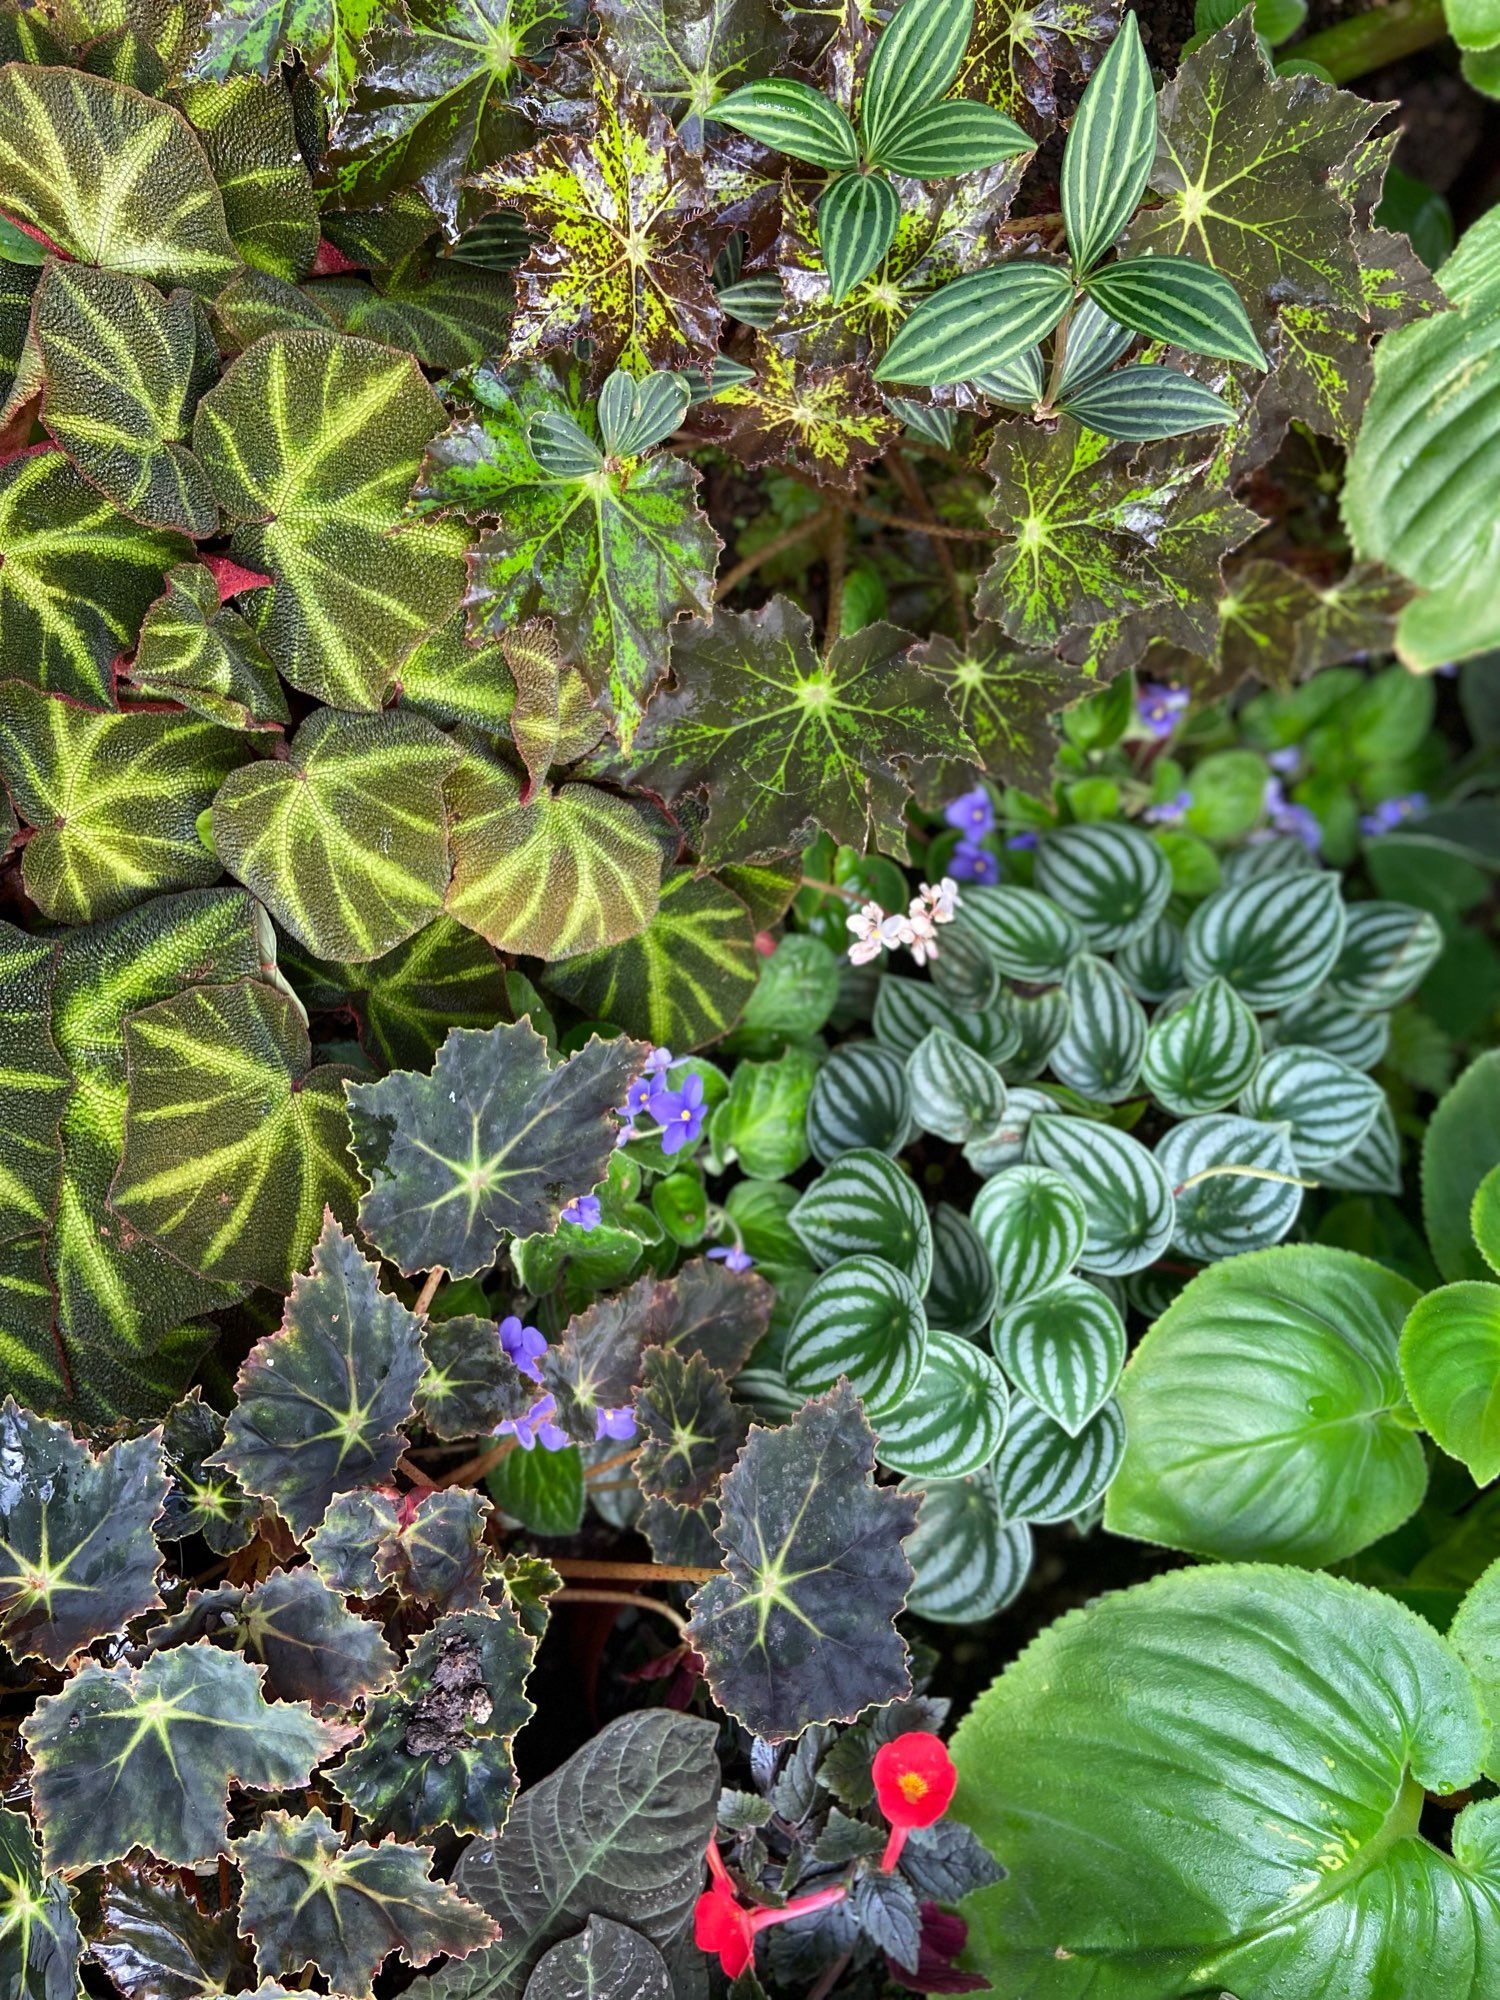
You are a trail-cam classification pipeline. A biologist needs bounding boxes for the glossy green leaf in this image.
[992,1391,1123,1522]
[1060,14,1155,272]
[784,1255,929,1420]
[711,78,859,168]
[487,1436,585,1537]
[790,1148,933,1286]
[806,1042,913,1164]
[704,335,898,490]
[1400,1282,1500,1486]
[156,1568,397,1710]
[191,0,379,115]
[0,1807,81,2000]
[1451,1560,1500,1763]
[874,261,1072,386]
[1240,1042,1384,1168]
[949,884,1082,980]
[862,0,975,154]
[900,1470,1030,1622]
[159,1390,259,1555]
[712,1046,817,1177]
[1049,953,1147,1100]
[1141,975,1262,1113]
[1424,1053,1500,1285]
[1084,254,1266,366]
[874,1329,1009,1478]
[907,1026,1007,1142]
[970,1164,1086,1309]
[1059,361,1236,439]
[925,1202,997,1338]
[526,1917,669,2000]
[1027,1113,1176,1275]
[873,98,1034,175]
[992,1276,1125,1435]
[819,169,900,304]
[1182,869,1348,1010]
[598,0,795,136]
[1035,821,1172,950]
[1051,291,1135,396]
[127,562,289,730]
[738,932,840,1042]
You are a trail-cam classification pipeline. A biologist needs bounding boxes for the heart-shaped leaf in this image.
[1326,899,1445,1009]
[1424,1053,1500,1285]
[0,1807,81,2000]
[1049,954,1147,1101]
[1400,1282,1500,1487]
[874,1329,1010,1479]
[900,1470,1031,1622]
[992,1391,1124,1523]
[790,1148,933,1287]
[1141,975,1262,1114]
[784,1255,929,1420]
[1027,1114,1176,1275]
[907,1027,1007,1142]
[127,561,289,730]
[1240,1042,1384,1167]
[307,1490,400,1599]
[1034,822,1172,951]
[970,1165,1087,1311]
[1157,1112,1305,1261]
[951,883,1082,980]
[806,1042,913,1164]
[992,1275,1126,1435]
[925,1202,997,1338]
[1182,869,1348,1010]
[525,1917,670,2000]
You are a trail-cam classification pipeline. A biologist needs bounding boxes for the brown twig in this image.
[584,1443,640,1484]
[440,1436,516,1488]
[808,1951,853,2000]
[555,1588,690,1636]
[824,505,847,647]
[551,1557,718,1584]
[412,1267,445,1316]
[714,507,834,600]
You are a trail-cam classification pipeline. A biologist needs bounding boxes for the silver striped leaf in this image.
[900,1472,1031,1622]
[1239,1044,1385,1169]
[994,985,1070,1081]
[1115,915,1184,1003]
[783,1254,928,1421]
[1273,987,1391,1071]
[1181,871,1347,1012]
[950,885,1082,981]
[970,1164,1087,1310]
[806,1042,912,1165]
[992,1276,1127,1436]
[874,1330,1010,1478]
[928,922,1002,1011]
[1325,901,1444,1011]
[1156,1114,1305,1262]
[1050,955,1148,1102]
[1125,1265,1189,1321]
[907,1027,1007,1142]
[1027,1114,1175,1276]
[1034,823,1172,951]
[963,1086,1054,1176]
[1221,832,1320,884]
[1320,1098,1402,1195]
[992,1393,1125,1524]
[789,1147,934,1287]
[872,978,1016,1065]
[1141,976,1262,1115]
[925,1201,997,1339]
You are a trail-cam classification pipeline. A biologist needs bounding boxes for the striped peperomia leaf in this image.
[951,884,1082,980]
[806,1042,914,1165]
[1156,1113,1305,1262]
[874,1330,1010,1479]
[992,1392,1125,1524]
[1239,1044,1385,1169]
[900,1470,1031,1622]
[790,1149,934,1288]
[784,1255,929,1420]
[1322,1097,1403,1197]
[1325,900,1445,1010]
[970,1164,1087,1310]
[1034,822,1173,951]
[907,1028,1007,1142]
[925,1201,998,1338]
[992,1275,1127,1436]
[1141,976,1263,1115]
[1276,985,1391,1070]
[1182,870,1348,1011]
[1059,11,1155,273]
[1027,1114,1176,1276]
[872,976,1014,1064]
[1049,954,1147,1102]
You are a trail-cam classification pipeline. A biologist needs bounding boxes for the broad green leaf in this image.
[1451,1560,1500,1768]
[806,1041,913,1164]
[190,0,379,114]
[1424,1053,1500,1285]
[628,597,971,867]
[873,98,1034,175]
[874,1329,1009,1478]
[0,1399,166,1666]
[925,1201,997,1338]
[333,1606,536,1838]
[156,1569,396,1709]
[874,261,1073,386]
[704,335,898,489]
[212,708,461,962]
[1326,899,1444,1009]
[1475,1164,1500,1278]
[784,1255,929,1420]
[1060,13,1154,272]
[111,979,359,1290]
[159,1390,259,1555]
[1141,975,1261,1114]
[632,1347,744,1507]
[712,1046,817,1179]
[1034,821,1172,950]
[1156,1111,1304,1261]
[790,1148,933,1286]
[1182,868,1347,1010]
[970,1164,1086,1309]
[128,561,289,730]
[952,883,1081,980]
[0,1807,81,2000]
[214,1214,425,1535]
[991,1391,1123,1522]
[0,66,240,294]
[194,330,462,709]
[0,685,245,923]
[542,869,757,1052]
[713,79,858,167]
[1400,1282,1500,1486]
[737,932,840,1043]
[1240,1042,1384,1167]
[1083,253,1266,366]
[92,1870,248,2000]
[445,745,664,960]
[861,0,975,153]
[1109,1244,1424,1562]
[992,1275,1125,1435]
[1060,360,1237,439]
[23,1643,344,1871]
[488,1435,585,1535]
[1049,953,1146,1100]
[348,1019,645,1277]
[236,1808,497,2000]
[952,1565,1500,2000]
[900,1470,1030,1621]
[687,1381,917,1738]
[285,917,509,1074]
[1027,1113,1176,1275]
[907,1026,1007,1142]
[526,1918,669,2000]
[819,168,901,304]
[907,627,1093,806]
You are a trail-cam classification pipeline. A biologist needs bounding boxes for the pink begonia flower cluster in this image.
[846,878,960,969]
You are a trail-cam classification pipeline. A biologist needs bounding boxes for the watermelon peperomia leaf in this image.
[0,1807,82,2000]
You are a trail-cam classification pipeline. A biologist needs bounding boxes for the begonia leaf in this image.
[126,561,290,730]
[94,1872,247,2000]
[375,1487,492,1611]
[159,1389,260,1555]
[155,1568,397,1710]
[0,1807,82,2000]
[284,917,511,1075]
[632,1346,745,1507]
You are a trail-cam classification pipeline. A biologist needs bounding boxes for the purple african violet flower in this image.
[622,1075,655,1121]
[1136,682,1190,740]
[497,1392,569,1451]
[561,1193,601,1230]
[650,1072,707,1156]
[943,786,994,839]
[1264,777,1323,852]
[1005,829,1039,852]
[644,1046,675,1075]
[708,1243,754,1272]
[1266,747,1302,775]
[498,1314,547,1384]
[1361,792,1428,836]
[594,1405,637,1444]
[948,840,1000,884]
[1142,789,1193,827]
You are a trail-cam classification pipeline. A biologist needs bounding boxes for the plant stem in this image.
[439,1436,515,1487]
[715,508,834,599]
[808,1951,853,2000]
[551,1556,718,1583]
[555,1588,690,1636]
[413,1267,445,1316]
[584,1442,640,1484]
[824,505,847,647]
[1290,0,1446,80]
[1039,303,1074,417]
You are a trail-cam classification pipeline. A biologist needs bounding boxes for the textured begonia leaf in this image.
[954,0,1120,138]
[348,1019,646,1277]
[308,1489,400,1598]
[331,0,583,236]
[23,1642,346,1871]
[190,0,379,115]
[901,1470,1031,1622]
[375,1487,492,1611]
[334,1605,536,1838]
[0,66,240,294]
[194,330,463,709]
[525,1916,669,2000]
[212,708,461,962]
[237,1808,498,2000]
[0,685,246,923]
[213,1214,425,1536]
[307,254,515,371]
[542,869,758,1052]
[688,1381,918,1740]
[628,598,968,868]
[655,1254,773,1377]
[0,448,189,705]
[175,73,320,284]
[445,743,665,959]
[421,363,717,745]
[159,1390,260,1554]
[0,924,70,1252]
[785,1256,929,1421]
[285,917,510,1075]
[598,0,792,134]
[156,1569,397,1709]
[473,50,719,381]
[94,1872,248,2000]
[421,1316,536,1438]
[111,979,360,1290]
[703,336,898,490]
[0,1398,166,1666]
[542,1272,674,1441]
[632,1347,744,1508]
[0,1807,82,2000]
[907,627,1091,806]
[127,562,289,730]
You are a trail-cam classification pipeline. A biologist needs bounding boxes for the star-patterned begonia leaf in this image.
[190,0,380,118]
[632,1347,746,1509]
[542,1271,677,1442]
[596,0,795,138]
[308,1489,401,1599]
[159,1390,261,1555]
[700,334,898,490]
[374,1487,491,1611]
[420,1315,538,1438]
[907,626,1094,807]
[152,1568,398,1710]
[0,1807,82,2000]
[954,0,1123,140]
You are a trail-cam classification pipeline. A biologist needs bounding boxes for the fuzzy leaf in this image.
[633,1347,744,1507]
[177,74,320,285]
[0,924,69,1255]
[0,1807,81,2000]
[284,917,510,1075]
[421,1316,536,1439]
[127,562,290,730]
[907,627,1091,806]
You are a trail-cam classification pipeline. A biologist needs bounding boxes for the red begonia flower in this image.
[872,1731,958,1870]
[695,1841,849,1977]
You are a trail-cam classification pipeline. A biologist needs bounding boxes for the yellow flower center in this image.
[898,1771,929,1803]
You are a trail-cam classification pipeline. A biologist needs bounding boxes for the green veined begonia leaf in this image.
[236,1808,497,2000]
[702,335,898,491]
[0,1397,166,1666]
[542,1271,674,1442]
[190,0,379,117]
[284,917,511,1075]
[526,1916,670,2000]
[0,1238,61,1417]
[541,869,759,1052]
[95,1871,249,2000]
[628,597,969,868]
[126,562,290,731]
[348,1018,647,1278]
[596,0,794,135]
[952,1565,1500,2000]
[1108,1244,1425,1563]
[0,66,240,294]
[159,1390,260,1554]
[0,447,189,705]
[333,1604,536,1838]
[153,1568,397,1709]
[193,329,465,709]
[110,977,360,1290]
[0,1806,82,2000]
[374,1486,492,1611]
[1399,1281,1500,1487]
[472,48,720,383]
[0,922,70,1251]
[307,1489,400,1598]
[632,1347,745,1508]
[23,1642,348,1872]
[0,683,248,924]
[907,626,1092,808]
[305,254,515,371]
[420,1315,536,1439]
[953,0,1121,140]
[213,1213,426,1536]
[175,74,320,284]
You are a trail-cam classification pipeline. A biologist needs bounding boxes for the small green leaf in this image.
[712,1047,818,1178]
[1424,1053,1500,1285]
[970,1164,1087,1310]
[1060,361,1236,439]
[1141,976,1263,1114]
[1084,255,1267,367]
[901,1470,1030,1622]
[1400,1282,1500,1486]
[875,262,1073,386]
[790,1148,934,1286]
[1182,870,1348,1010]
[872,99,1034,175]
[993,1275,1126,1435]
[1049,954,1147,1101]
[874,1329,1010,1478]
[952,884,1082,980]
[784,1255,929,1420]
[711,79,859,170]
[1239,1043,1384,1168]
[1051,294,1135,398]
[819,170,901,304]
[1035,821,1172,950]
[1157,1113,1304,1261]
[1060,14,1156,273]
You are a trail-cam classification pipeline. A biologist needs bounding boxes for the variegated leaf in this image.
[970,1165,1086,1310]
[1034,822,1172,951]
[992,1275,1126,1435]
[994,986,1071,1081]
[806,1042,913,1165]
[900,1470,1031,1622]
[964,1085,1054,1177]
[1140,976,1262,1116]
[1027,1114,1175,1275]
[1181,871,1348,1012]
[789,1149,933,1288]
[783,1255,929,1421]
[1239,1044,1385,1170]
[872,977,1014,1065]
[1156,1113,1305,1262]
[1275,986,1391,1071]
[1049,954,1147,1102]
[925,1202,998,1339]
[951,884,1082,981]
[875,1330,1010,1479]
[127,562,289,731]
[1325,901,1444,1010]
[1115,914,1184,1003]
[991,1393,1125,1524]
[907,1027,1007,1143]
[1322,1098,1402,1196]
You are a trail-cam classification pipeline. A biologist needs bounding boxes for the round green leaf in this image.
[953,883,1082,981]
[1325,900,1445,1009]
[789,1148,933,1287]
[1034,821,1172,950]
[1240,1042,1385,1168]
[1027,1114,1175,1276]
[992,1276,1126,1436]
[783,1255,929,1421]
[1182,869,1348,1010]
[874,1330,1009,1478]
[1049,953,1147,1101]
[1424,1053,1500,1284]
[906,1026,1007,1142]
[1141,976,1262,1114]
[970,1164,1086,1310]
[899,1471,1031,1623]
[924,1201,997,1339]
[1400,1281,1500,1486]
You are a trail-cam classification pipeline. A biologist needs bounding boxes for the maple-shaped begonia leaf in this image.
[174,73,320,286]
[330,0,583,237]
[95,1872,249,2000]
[0,1398,167,1666]
[659,1253,774,1377]
[701,335,898,490]
[0,922,70,1253]
[0,448,190,705]
[375,1487,491,1611]
[0,66,241,295]
[0,685,248,924]
[541,1271,675,1443]
[418,362,718,745]
[954,0,1121,140]
[907,626,1093,807]
[347,1019,647,1278]
[445,740,667,959]
[627,598,970,868]
[212,1213,426,1536]
[597,0,794,137]
[126,562,290,731]
[159,1390,260,1554]
[633,1347,745,1508]
[189,0,378,117]
[285,918,511,1075]
[23,1642,347,1871]
[211,708,463,962]
[472,48,721,382]
[110,978,361,1291]
[687,1381,919,1740]
[420,1315,537,1439]
[1122,18,1383,343]
[237,1808,497,2000]
[333,1605,536,1838]
[495,617,612,793]
[193,329,466,710]
[0,1806,82,2000]
[487,1550,562,1640]
[154,1568,398,1710]
[542,868,760,1052]
[308,1489,401,1598]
